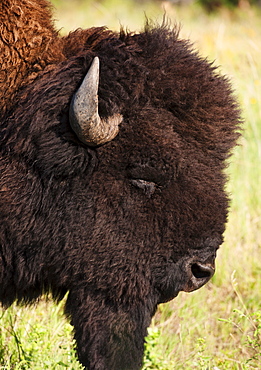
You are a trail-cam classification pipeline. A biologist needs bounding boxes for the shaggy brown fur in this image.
[0,0,64,114]
[0,0,120,115]
[0,1,241,370]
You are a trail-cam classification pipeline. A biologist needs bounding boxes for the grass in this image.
[1,1,261,369]
[0,300,82,369]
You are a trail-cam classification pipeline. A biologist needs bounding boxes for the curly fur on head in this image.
[0,0,64,114]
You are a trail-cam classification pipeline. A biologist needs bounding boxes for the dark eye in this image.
[130,179,157,197]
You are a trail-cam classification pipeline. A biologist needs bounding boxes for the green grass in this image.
[1,1,261,369]
[0,299,82,369]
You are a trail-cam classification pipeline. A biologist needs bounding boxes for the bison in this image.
[0,0,241,369]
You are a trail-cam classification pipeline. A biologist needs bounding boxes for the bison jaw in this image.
[69,57,122,146]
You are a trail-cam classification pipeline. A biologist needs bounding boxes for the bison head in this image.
[65,26,240,305]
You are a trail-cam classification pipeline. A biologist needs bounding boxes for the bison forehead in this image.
[97,104,224,186]
[95,26,240,160]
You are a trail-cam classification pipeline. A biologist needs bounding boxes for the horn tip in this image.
[92,56,100,68]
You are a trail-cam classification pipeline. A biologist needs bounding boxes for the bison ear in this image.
[69,57,122,146]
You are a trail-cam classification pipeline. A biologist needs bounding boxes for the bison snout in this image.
[183,261,215,292]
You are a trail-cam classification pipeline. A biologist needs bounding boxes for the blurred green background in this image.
[1,1,261,369]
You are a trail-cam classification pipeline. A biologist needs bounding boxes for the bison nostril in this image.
[191,263,214,280]
[183,261,215,293]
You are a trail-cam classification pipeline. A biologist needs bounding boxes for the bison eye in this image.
[130,179,157,197]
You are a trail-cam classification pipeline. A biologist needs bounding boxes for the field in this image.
[1,1,261,369]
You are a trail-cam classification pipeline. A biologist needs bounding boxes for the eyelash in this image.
[130,179,157,197]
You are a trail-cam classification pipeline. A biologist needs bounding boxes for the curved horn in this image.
[69,57,122,146]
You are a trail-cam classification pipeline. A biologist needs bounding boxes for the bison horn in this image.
[69,57,122,146]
